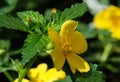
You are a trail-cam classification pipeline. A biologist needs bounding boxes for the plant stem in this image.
[3,71,14,82]
[18,55,37,82]
[100,43,112,63]
[9,49,22,55]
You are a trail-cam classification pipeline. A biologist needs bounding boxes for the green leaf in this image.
[60,2,88,23]
[22,34,49,64]
[0,15,29,31]
[0,52,16,72]
[77,64,106,82]
[0,39,10,51]
[49,3,88,30]
[77,22,97,39]
[0,0,18,14]
[17,10,46,28]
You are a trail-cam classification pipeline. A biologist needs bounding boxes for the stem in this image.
[105,64,118,73]
[18,55,37,82]
[3,71,14,82]
[100,43,112,63]
[9,49,22,55]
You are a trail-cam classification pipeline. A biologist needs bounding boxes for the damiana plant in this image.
[48,20,90,74]
[0,1,106,82]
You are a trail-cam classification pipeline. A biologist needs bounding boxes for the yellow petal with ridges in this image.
[45,68,66,82]
[69,31,87,54]
[66,54,90,74]
[60,20,78,38]
[37,63,48,77]
[51,47,65,71]
[48,27,61,47]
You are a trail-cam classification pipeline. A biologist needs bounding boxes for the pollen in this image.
[62,42,72,53]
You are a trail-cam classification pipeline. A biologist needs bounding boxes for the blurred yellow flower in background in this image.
[48,20,90,74]
[93,5,120,39]
[14,63,66,82]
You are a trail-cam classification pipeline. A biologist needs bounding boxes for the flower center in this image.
[62,42,72,53]
[111,16,120,28]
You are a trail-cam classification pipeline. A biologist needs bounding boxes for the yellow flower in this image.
[93,5,120,39]
[28,63,66,82]
[14,63,66,82]
[48,20,90,74]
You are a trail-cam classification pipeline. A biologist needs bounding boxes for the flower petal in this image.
[93,10,112,29]
[60,20,78,38]
[66,54,90,74]
[14,78,30,82]
[28,63,48,81]
[69,31,87,54]
[51,47,65,71]
[111,29,120,39]
[45,68,66,82]
[28,68,38,80]
[37,63,48,77]
[66,54,76,74]
[48,27,61,47]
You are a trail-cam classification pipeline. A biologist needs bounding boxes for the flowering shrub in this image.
[1,0,120,82]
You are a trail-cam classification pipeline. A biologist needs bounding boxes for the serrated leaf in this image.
[60,2,88,23]
[77,64,105,82]
[0,15,29,31]
[17,10,46,28]
[0,0,18,14]
[50,3,88,30]
[22,34,49,64]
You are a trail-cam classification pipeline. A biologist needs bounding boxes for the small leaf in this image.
[60,2,88,23]
[0,15,29,32]
[77,64,106,82]
[0,39,10,51]
[17,10,46,28]
[22,34,49,64]
[49,3,88,30]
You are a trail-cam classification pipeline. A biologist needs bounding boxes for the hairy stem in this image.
[18,55,37,82]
